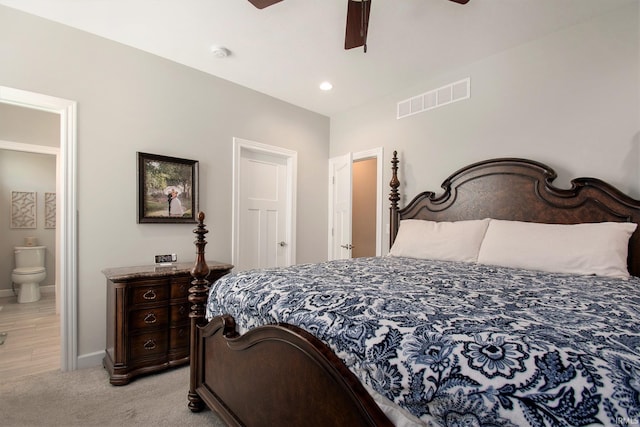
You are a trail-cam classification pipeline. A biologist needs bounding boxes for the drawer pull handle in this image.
[143,290,157,300]
[144,313,157,324]
[143,339,157,350]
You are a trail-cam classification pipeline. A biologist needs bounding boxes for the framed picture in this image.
[11,191,36,228]
[137,152,199,223]
[44,192,56,229]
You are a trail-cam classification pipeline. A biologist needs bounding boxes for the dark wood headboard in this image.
[388,151,640,277]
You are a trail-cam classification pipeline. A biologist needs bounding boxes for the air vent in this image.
[397,77,470,119]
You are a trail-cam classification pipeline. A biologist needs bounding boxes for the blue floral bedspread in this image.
[206,256,640,426]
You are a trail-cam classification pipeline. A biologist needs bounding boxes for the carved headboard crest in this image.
[389,152,640,276]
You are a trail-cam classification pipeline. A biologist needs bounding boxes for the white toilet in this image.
[12,246,46,303]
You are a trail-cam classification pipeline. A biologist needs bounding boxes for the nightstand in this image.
[102,261,233,385]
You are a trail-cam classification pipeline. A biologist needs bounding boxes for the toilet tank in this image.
[14,246,46,268]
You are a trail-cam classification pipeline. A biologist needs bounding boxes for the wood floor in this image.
[0,292,60,381]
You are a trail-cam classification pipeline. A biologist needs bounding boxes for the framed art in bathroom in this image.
[44,192,56,229]
[11,191,36,228]
[137,152,199,224]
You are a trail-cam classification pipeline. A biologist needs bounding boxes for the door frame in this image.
[232,137,297,270]
[0,86,78,371]
[328,147,384,259]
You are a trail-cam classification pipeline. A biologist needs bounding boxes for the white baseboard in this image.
[77,350,105,370]
[0,284,55,298]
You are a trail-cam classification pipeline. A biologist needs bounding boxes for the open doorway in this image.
[328,147,383,260]
[0,86,78,371]
[0,145,58,299]
[0,105,59,302]
[352,158,377,258]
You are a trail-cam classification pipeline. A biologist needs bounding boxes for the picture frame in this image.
[11,191,37,229]
[137,152,199,223]
[44,192,56,229]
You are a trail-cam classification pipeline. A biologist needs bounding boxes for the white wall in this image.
[0,5,330,364]
[0,103,60,146]
[331,4,640,251]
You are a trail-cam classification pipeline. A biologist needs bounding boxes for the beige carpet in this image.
[0,364,226,426]
[0,306,4,346]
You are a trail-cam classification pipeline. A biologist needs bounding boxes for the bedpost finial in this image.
[389,151,400,206]
[192,212,210,280]
[193,212,209,244]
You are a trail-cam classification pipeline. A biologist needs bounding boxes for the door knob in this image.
[279,241,287,247]
[340,244,353,250]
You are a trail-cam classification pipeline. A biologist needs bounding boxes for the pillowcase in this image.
[389,219,490,263]
[477,220,637,278]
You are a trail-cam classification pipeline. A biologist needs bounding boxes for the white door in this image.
[233,139,297,271]
[328,148,384,260]
[328,153,352,260]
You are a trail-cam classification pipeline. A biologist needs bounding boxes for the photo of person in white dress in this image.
[169,189,184,217]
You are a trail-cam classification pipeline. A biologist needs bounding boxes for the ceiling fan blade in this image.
[448,0,470,4]
[345,0,371,50]
[248,0,283,9]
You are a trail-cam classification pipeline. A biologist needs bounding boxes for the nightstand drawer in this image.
[171,277,191,299]
[130,330,168,360]
[130,282,169,304]
[170,325,190,349]
[170,302,190,323]
[130,307,169,330]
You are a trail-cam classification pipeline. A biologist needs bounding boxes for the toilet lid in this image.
[13,267,45,275]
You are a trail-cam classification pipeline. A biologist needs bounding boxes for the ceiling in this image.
[0,0,634,117]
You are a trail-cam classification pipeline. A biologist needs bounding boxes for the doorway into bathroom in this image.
[0,105,60,379]
[0,86,78,374]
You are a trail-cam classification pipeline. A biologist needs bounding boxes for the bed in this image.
[187,152,640,426]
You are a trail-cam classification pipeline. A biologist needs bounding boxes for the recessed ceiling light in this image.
[319,81,333,91]
[210,46,231,58]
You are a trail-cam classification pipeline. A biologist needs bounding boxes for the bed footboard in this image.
[192,315,392,426]
[187,212,392,426]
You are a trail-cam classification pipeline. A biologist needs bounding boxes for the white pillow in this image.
[477,220,637,278]
[389,219,490,263]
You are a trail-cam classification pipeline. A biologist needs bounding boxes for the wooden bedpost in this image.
[389,150,400,249]
[188,211,210,412]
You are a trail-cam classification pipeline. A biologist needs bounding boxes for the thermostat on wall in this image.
[155,254,177,265]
